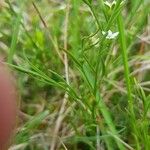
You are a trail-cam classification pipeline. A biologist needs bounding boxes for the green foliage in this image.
[0,0,150,149]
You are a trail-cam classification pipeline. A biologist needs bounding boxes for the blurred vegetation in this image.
[0,0,150,150]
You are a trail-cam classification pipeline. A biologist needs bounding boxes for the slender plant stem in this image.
[117,14,134,116]
[95,91,125,150]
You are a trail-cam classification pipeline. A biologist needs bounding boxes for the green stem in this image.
[89,5,102,31]
[95,91,125,150]
[117,14,134,116]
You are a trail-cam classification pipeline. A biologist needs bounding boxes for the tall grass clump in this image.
[0,0,149,149]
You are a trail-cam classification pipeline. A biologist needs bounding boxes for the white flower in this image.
[104,0,116,8]
[104,0,126,8]
[102,30,119,39]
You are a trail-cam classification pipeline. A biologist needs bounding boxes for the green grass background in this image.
[0,0,150,149]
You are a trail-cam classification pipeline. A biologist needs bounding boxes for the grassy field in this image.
[0,0,150,149]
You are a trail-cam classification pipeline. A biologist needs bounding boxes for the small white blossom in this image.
[104,1,116,8]
[104,0,126,8]
[102,30,119,39]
